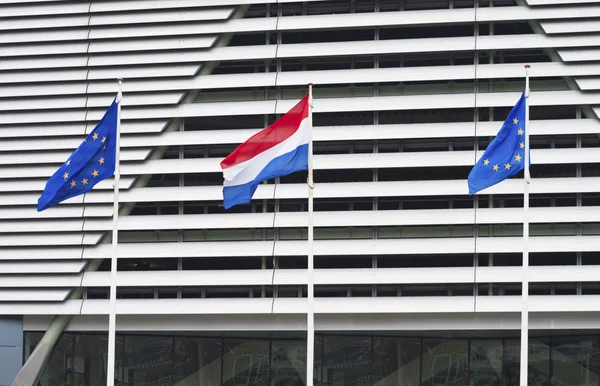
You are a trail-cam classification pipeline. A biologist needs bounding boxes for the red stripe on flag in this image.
[220,94,309,169]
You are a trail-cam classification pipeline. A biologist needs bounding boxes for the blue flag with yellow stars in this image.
[468,92,528,195]
[37,99,118,211]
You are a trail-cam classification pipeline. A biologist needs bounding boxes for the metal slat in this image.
[0,147,596,179]
[1,206,599,233]
[0,148,150,165]
[0,260,86,274]
[1,90,598,125]
[0,36,217,57]
[2,176,599,206]
[3,33,600,72]
[0,121,168,139]
[5,62,600,98]
[1,119,597,151]
[0,289,71,302]
[0,92,183,113]
[71,266,600,287]
[1,295,599,316]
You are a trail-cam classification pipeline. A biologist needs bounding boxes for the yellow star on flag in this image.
[63,172,69,180]
[520,142,525,149]
[92,170,99,177]
[66,160,71,166]
[99,157,105,165]
[92,133,99,140]
[513,118,519,124]
[517,128,524,136]
[81,178,88,185]
[505,163,511,170]
[493,164,499,171]
[515,154,522,162]
[70,180,77,187]
[483,159,490,166]
[101,137,107,143]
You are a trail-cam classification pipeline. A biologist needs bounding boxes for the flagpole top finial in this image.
[524,65,531,69]
[307,82,313,86]
[117,78,124,82]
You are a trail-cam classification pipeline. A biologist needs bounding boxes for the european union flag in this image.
[37,99,118,211]
[468,92,528,195]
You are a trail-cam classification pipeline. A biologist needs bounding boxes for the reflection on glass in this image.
[24,331,600,386]
[530,339,551,386]
[271,340,306,386]
[222,339,269,386]
[372,337,421,386]
[121,336,174,385]
[504,339,551,386]
[503,339,520,385]
[421,339,468,386]
[552,336,600,386]
[25,332,43,367]
[315,334,323,385]
[321,336,372,386]
[73,333,108,386]
[469,340,502,386]
[173,337,222,386]
[39,334,74,386]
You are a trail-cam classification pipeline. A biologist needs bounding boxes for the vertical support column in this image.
[177,118,184,299]
[472,0,480,305]
[576,106,582,295]
[488,0,495,297]
[1,317,23,386]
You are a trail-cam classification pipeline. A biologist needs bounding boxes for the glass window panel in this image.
[24,331,43,362]
[174,337,222,385]
[372,337,421,385]
[315,334,323,384]
[502,339,520,385]
[73,333,108,386]
[271,340,306,386]
[469,340,503,386]
[321,336,372,385]
[122,336,174,385]
[421,339,468,386]
[551,336,600,386]
[503,338,550,386]
[530,338,551,385]
[39,333,74,386]
[222,339,269,386]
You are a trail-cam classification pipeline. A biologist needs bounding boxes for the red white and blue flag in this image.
[220,94,310,209]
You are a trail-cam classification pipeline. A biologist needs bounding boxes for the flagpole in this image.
[520,65,531,386]
[306,83,315,386]
[106,78,123,386]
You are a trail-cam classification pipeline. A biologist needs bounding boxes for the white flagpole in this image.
[306,83,315,386]
[520,65,531,386]
[106,78,123,386]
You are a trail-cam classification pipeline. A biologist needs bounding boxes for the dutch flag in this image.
[220,94,310,209]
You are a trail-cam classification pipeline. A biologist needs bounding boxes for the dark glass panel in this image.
[39,334,74,385]
[551,336,600,386]
[122,336,174,385]
[222,339,269,386]
[503,338,551,386]
[469,340,503,385]
[421,338,468,386]
[173,337,222,385]
[320,335,372,385]
[72,333,108,386]
[372,337,421,385]
[271,340,306,386]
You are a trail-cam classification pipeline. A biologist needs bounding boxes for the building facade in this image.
[2,0,600,385]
